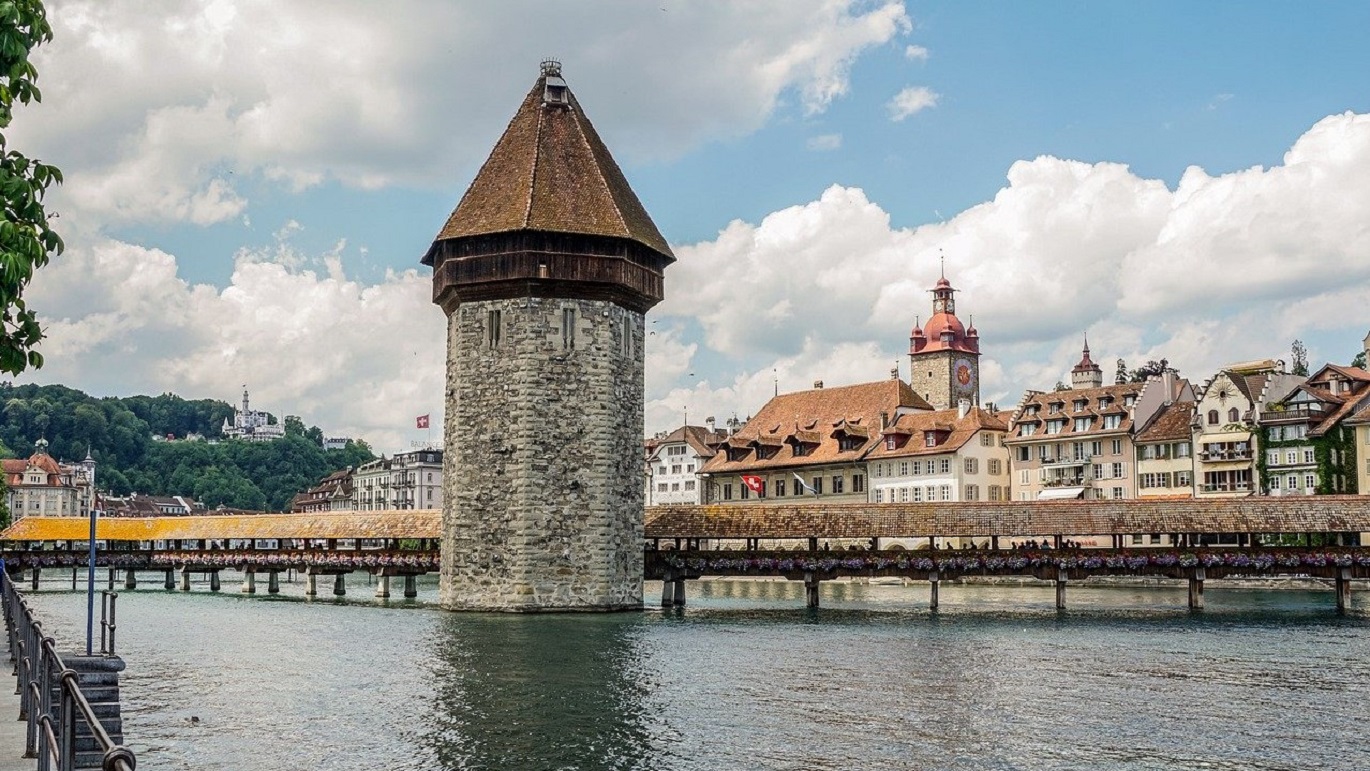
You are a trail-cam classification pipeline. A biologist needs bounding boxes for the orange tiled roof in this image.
[0,510,441,542]
[866,407,1007,460]
[1008,383,1143,440]
[699,379,930,474]
[1135,400,1195,443]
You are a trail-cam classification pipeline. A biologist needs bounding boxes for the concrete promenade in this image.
[0,674,32,771]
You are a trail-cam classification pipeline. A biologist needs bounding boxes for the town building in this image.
[866,401,1011,505]
[699,377,931,504]
[101,493,203,517]
[3,441,96,520]
[352,450,443,511]
[908,274,980,410]
[1131,371,1197,499]
[1006,344,1145,501]
[1192,360,1303,497]
[1259,363,1370,496]
[645,423,729,505]
[291,467,356,513]
[221,387,285,442]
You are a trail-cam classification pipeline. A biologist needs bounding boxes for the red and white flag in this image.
[416,415,430,429]
[741,474,764,494]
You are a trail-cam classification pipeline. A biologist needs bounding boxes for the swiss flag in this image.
[741,475,764,494]
[416,415,430,429]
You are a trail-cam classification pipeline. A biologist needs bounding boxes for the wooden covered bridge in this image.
[0,496,1368,609]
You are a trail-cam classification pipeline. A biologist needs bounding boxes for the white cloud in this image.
[647,110,1370,434]
[806,133,843,151]
[904,44,929,61]
[886,85,939,121]
[22,235,446,454]
[16,0,910,228]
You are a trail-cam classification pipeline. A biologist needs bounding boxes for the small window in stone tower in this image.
[562,308,576,349]
[487,310,502,348]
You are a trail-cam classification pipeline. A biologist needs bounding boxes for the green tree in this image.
[0,472,8,529]
[1290,339,1309,377]
[1353,350,1366,369]
[1114,358,1128,385]
[0,0,62,375]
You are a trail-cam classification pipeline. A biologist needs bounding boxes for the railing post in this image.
[59,672,75,771]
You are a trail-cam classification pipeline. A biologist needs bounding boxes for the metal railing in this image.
[1,570,136,771]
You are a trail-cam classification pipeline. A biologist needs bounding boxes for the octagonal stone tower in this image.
[423,61,674,611]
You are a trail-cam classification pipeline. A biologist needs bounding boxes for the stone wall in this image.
[440,296,645,611]
[910,350,952,410]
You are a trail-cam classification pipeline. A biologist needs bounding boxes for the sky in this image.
[10,1,1370,454]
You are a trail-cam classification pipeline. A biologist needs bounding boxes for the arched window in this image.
[1207,410,1219,425]
[1228,407,1240,423]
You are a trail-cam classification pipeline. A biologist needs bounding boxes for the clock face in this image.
[954,357,976,392]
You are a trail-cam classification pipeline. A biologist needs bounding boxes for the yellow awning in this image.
[0,510,442,542]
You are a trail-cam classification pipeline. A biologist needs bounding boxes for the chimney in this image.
[1161,369,1176,405]
[705,416,715,429]
[813,380,824,389]
[957,398,970,419]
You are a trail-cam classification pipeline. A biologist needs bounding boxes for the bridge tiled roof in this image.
[644,498,1370,538]
[0,510,442,542]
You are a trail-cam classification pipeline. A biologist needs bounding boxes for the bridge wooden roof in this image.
[0,510,442,542]
[644,498,1370,538]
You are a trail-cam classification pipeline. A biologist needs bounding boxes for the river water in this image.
[20,572,1370,770]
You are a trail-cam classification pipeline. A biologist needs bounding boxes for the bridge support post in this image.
[1188,567,1205,610]
[242,570,256,594]
[209,570,221,593]
[72,567,77,590]
[305,573,318,597]
[124,570,137,590]
[403,575,418,598]
[672,579,686,607]
[268,571,280,594]
[164,569,175,590]
[333,574,347,596]
[929,571,940,610]
[1336,567,1351,613]
[660,572,674,608]
[29,567,38,591]
[375,575,391,599]
[180,567,191,591]
[804,572,820,609]
[1055,569,1067,610]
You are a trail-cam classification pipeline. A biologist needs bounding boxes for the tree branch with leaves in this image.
[0,0,61,375]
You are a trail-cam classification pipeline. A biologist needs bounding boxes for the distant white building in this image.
[354,450,443,510]
[322,437,352,451]
[645,423,729,505]
[3,440,96,520]
[221,387,285,442]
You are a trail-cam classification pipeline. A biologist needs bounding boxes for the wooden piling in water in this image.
[403,574,418,598]
[164,569,175,590]
[1336,567,1351,613]
[661,572,674,607]
[1055,569,1067,610]
[672,579,686,607]
[124,570,137,590]
[929,571,940,610]
[804,572,819,609]
[268,570,280,594]
[375,575,390,598]
[209,570,221,592]
[333,574,347,596]
[1188,567,1205,610]
[242,570,256,594]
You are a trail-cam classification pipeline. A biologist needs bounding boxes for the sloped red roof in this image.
[866,407,1008,460]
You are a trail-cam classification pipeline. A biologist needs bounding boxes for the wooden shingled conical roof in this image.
[424,62,673,314]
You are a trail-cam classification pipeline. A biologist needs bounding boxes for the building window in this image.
[1020,424,1038,436]
[1018,447,1030,462]
[1208,410,1219,425]
[912,486,923,502]
[1268,450,1280,466]
[1111,487,1124,499]
[988,459,1002,475]
[1020,470,1030,484]
[875,488,884,503]
[1103,415,1121,430]
[886,436,897,450]
[1285,450,1297,465]
[925,432,937,447]
[1177,471,1191,487]
[1227,407,1239,423]
[723,484,733,501]
[1131,534,1144,545]
[656,483,668,492]
[1112,462,1124,479]
[1304,473,1316,490]
[562,308,576,349]
[1092,464,1104,480]
[670,483,680,492]
[1111,439,1122,455]
[1304,449,1315,464]
[812,477,823,494]
[1046,420,1065,435]
[964,484,979,501]
[898,487,909,502]
[964,458,978,474]
[989,485,1002,501]
[1270,476,1281,490]
[684,481,695,491]
[981,434,993,446]
[487,309,502,348]
[831,476,844,494]
[899,461,910,476]
[775,479,786,497]
[853,474,864,493]
[1073,417,1091,432]
[740,484,750,500]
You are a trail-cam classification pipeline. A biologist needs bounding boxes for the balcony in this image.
[1199,450,1252,462]
[1259,405,1324,423]
[1042,455,1091,468]
[1201,482,1252,493]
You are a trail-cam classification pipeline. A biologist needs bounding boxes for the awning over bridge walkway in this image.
[644,497,1370,539]
[0,510,442,542]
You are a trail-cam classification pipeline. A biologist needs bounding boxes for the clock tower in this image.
[908,275,980,410]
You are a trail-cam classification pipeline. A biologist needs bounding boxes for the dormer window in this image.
[541,60,569,107]
[1124,395,1137,407]
[924,431,938,447]
[1073,400,1086,412]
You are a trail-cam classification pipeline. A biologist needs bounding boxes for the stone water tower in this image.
[422,61,674,611]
